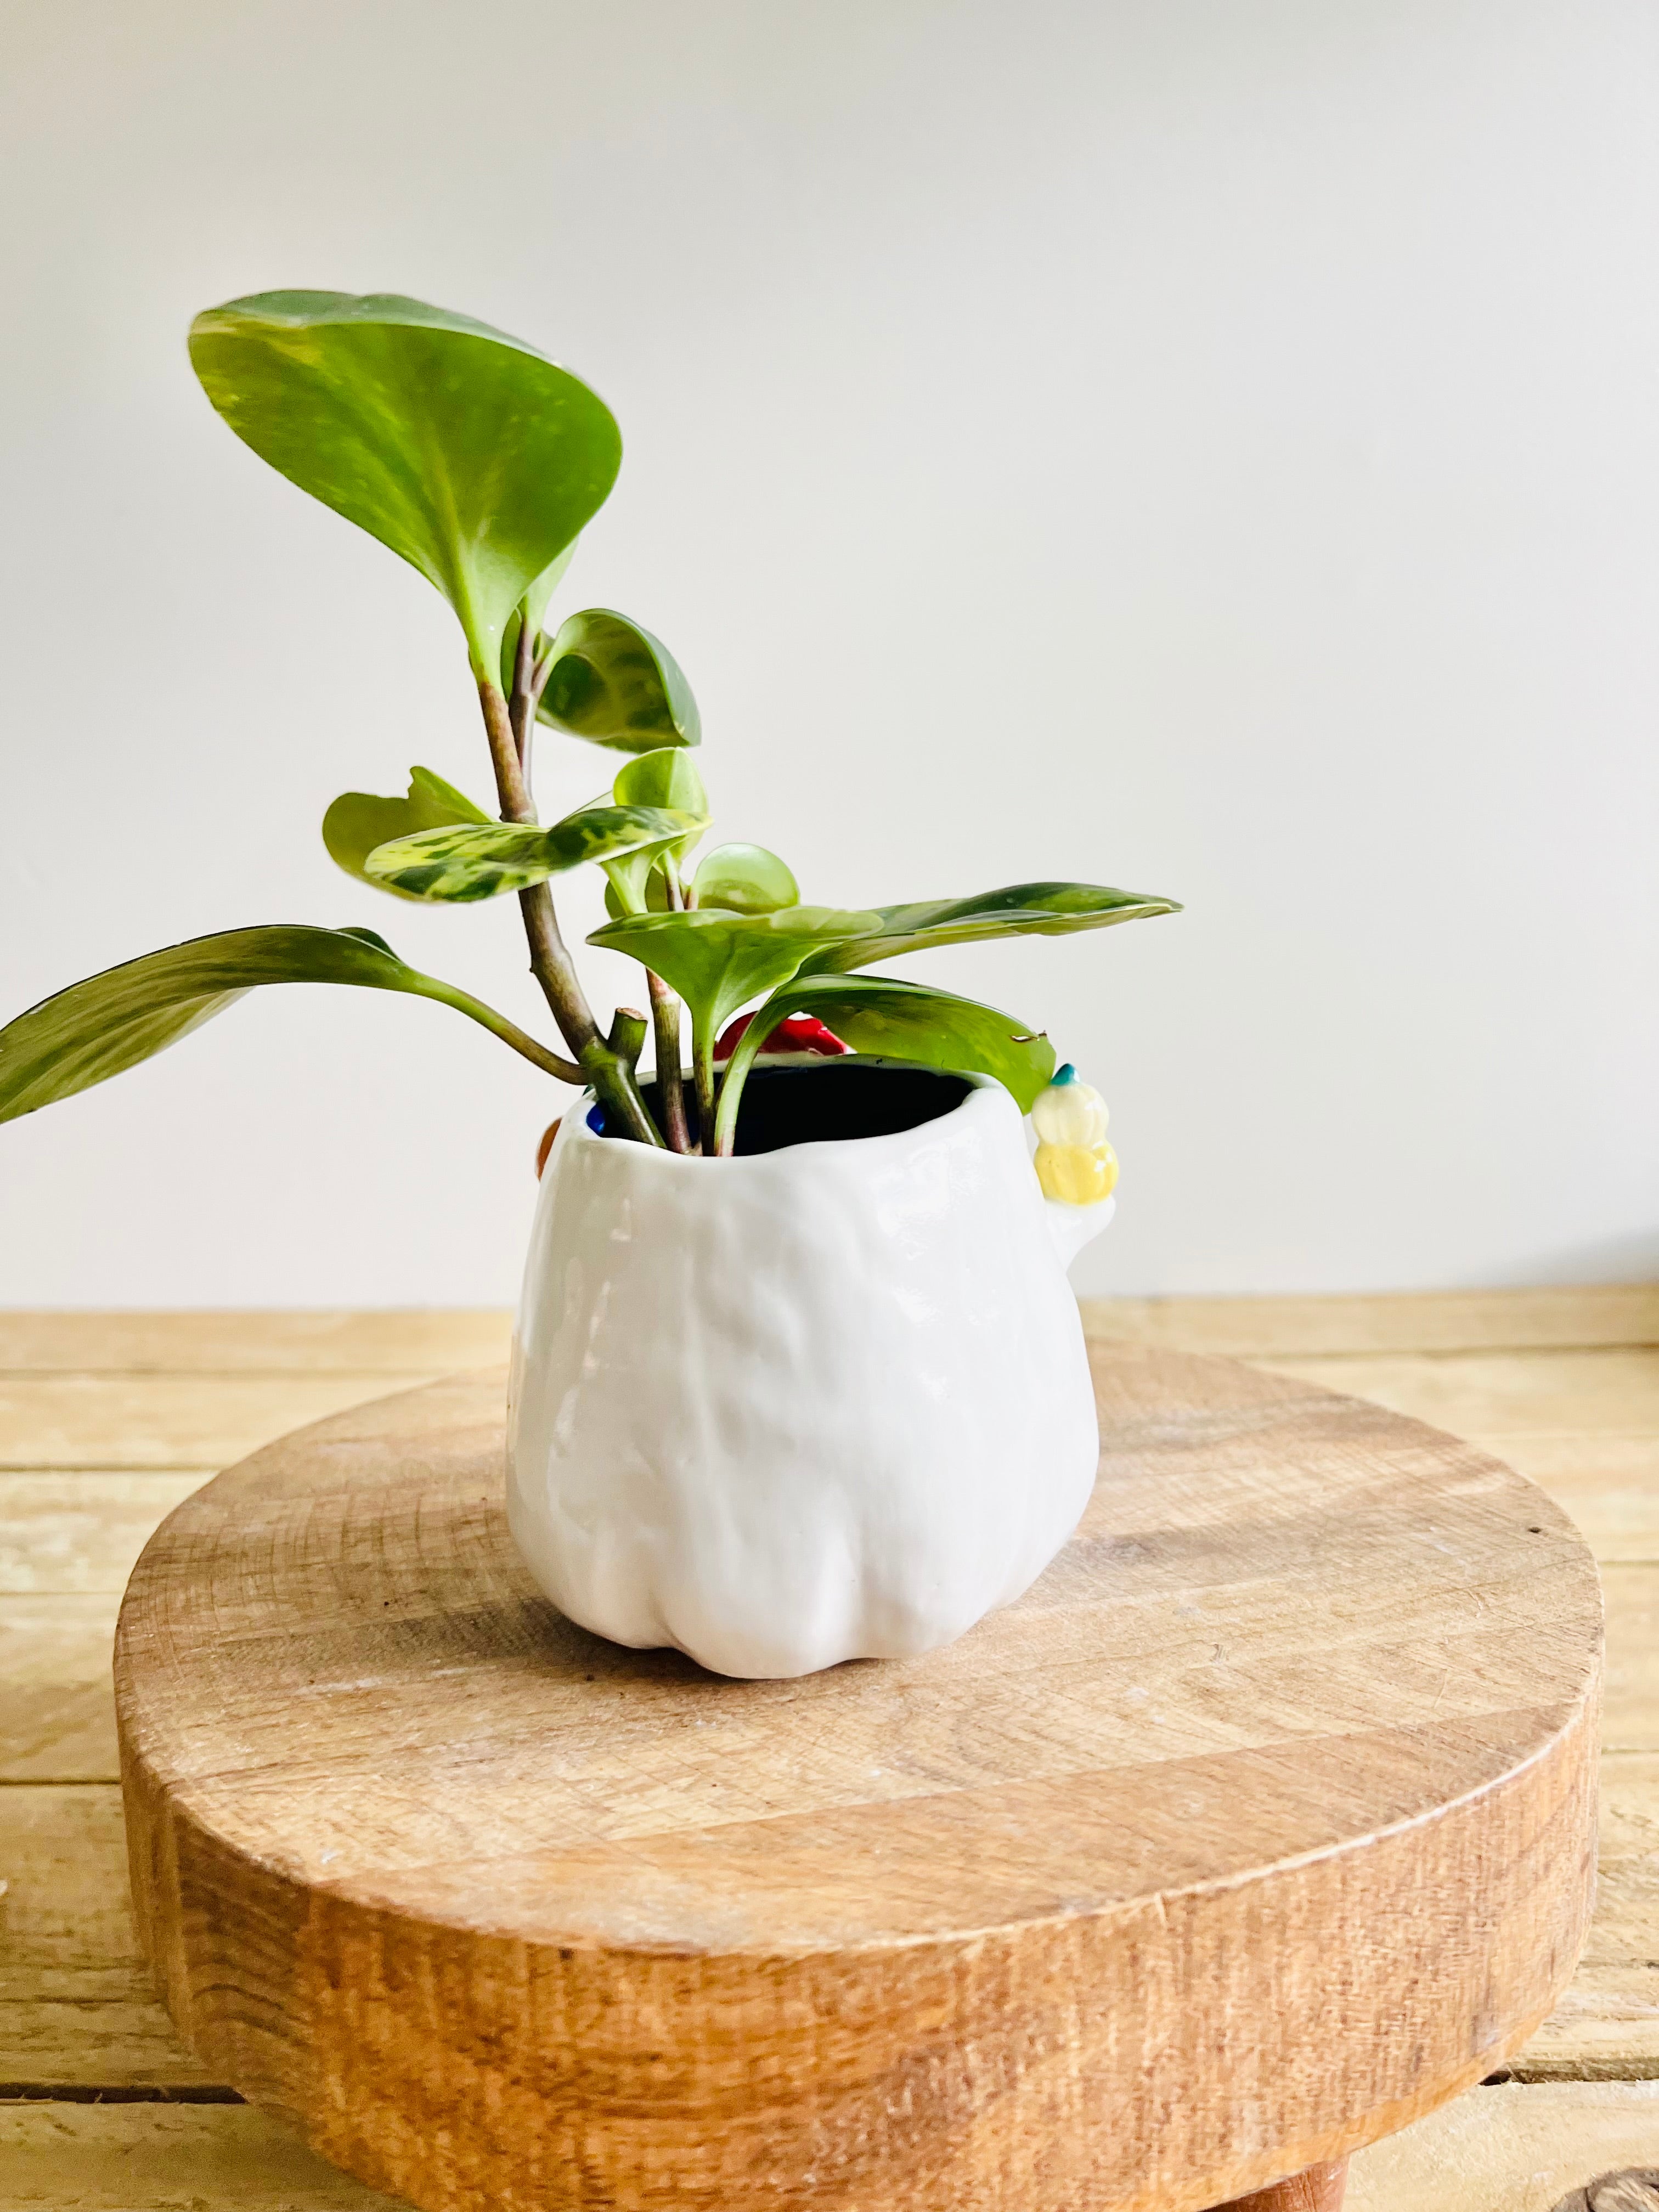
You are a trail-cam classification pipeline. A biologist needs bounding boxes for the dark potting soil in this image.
[617,1060,972,1156]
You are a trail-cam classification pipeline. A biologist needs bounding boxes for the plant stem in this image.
[647,972,691,1152]
[475,668,662,1148]
[651,859,698,1149]
[693,1014,719,1161]
[509,608,538,772]
[712,994,779,1156]
[479,668,536,821]
[414,977,584,1085]
[607,1003,648,1070]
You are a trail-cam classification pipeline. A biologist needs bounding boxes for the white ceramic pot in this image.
[506,1060,1115,1679]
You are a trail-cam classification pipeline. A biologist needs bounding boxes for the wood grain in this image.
[1603,1572,1659,1752]
[1488,1438,1659,1564]
[115,1350,1601,2212]
[11,1752,1651,2093]
[0,2103,399,2209]
[1,1594,122,1782]
[1514,1757,1659,2079]
[0,1473,207,1594]
[0,1308,511,1374]
[19,1558,1641,1806]
[0,1373,445,1470]
[11,2090,1657,2212]
[0,1785,210,2090]
[1216,2164,1347,2211]
[1080,1286,1659,1357]
[1345,2082,1659,2210]
[1255,1351,1659,1438]
[4,1286,1649,1380]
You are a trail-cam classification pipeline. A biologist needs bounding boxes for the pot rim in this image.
[561,1054,1004,1173]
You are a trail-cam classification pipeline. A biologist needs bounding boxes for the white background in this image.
[1,0,1654,1305]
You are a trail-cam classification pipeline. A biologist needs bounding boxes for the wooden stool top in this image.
[115,1347,1601,2212]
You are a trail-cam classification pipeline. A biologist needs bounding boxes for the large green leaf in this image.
[189,292,622,671]
[692,843,799,916]
[534,608,699,751]
[323,768,492,900]
[587,906,881,1043]
[795,880,1182,975]
[713,974,1056,1152]
[364,803,704,902]
[0,925,576,1124]
[603,751,709,913]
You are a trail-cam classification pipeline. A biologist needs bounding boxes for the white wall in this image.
[1,0,1654,1305]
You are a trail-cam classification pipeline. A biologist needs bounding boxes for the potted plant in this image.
[0,291,1180,1678]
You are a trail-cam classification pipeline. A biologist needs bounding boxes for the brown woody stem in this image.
[647,972,691,1153]
[509,610,538,772]
[476,667,661,1148]
[607,1004,648,1069]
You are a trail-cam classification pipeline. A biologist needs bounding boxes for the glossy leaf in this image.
[603,867,670,923]
[0,925,575,1124]
[189,292,621,670]
[713,974,1056,1153]
[535,608,700,751]
[323,768,492,901]
[795,880,1182,975]
[603,750,709,913]
[522,541,579,635]
[497,536,581,692]
[692,843,799,916]
[364,803,705,902]
[586,906,881,1042]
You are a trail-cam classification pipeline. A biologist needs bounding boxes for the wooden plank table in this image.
[3,1288,1656,2210]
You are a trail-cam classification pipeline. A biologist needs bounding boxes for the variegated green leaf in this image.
[586,906,881,1045]
[713,975,1056,1153]
[534,608,699,752]
[190,293,621,673]
[692,844,799,916]
[0,924,577,1125]
[795,880,1182,975]
[323,768,492,901]
[364,804,705,902]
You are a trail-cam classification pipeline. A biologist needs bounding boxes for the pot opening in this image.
[614,1059,973,1155]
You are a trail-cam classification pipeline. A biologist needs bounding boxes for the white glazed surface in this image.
[507,1072,1110,1679]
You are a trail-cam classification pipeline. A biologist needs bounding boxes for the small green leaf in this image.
[364,804,705,902]
[587,906,881,1043]
[612,747,708,818]
[603,869,671,922]
[323,768,493,901]
[714,975,1057,1152]
[603,749,709,913]
[536,608,699,752]
[0,925,574,1124]
[795,880,1182,975]
[189,292,621,671]
[692,844,799,916]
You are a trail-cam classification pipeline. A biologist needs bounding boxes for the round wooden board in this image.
[115,1347,1601,2212]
